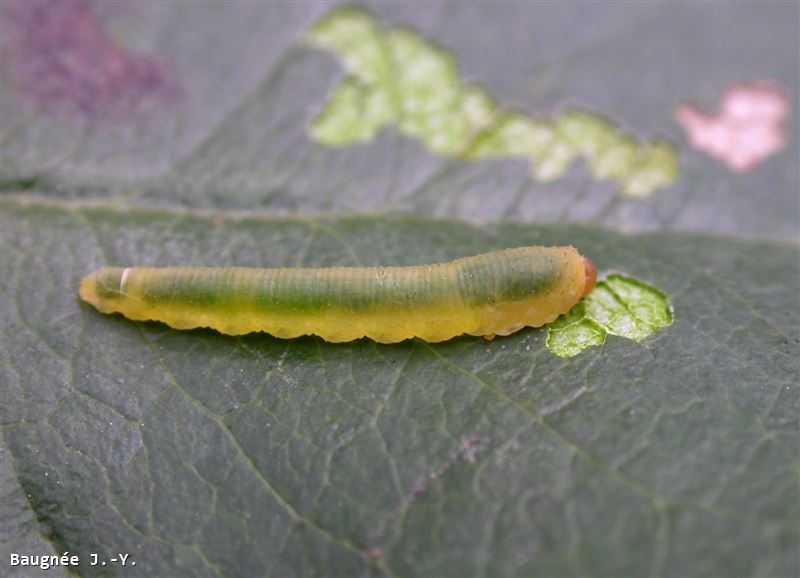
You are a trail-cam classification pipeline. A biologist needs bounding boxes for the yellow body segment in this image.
[79,247,591,343]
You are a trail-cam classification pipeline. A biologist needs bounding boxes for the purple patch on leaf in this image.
[3,0,182,120]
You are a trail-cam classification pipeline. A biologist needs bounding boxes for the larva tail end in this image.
[79,271,101,308]
[79,268,125,311]
[581,257,597,298]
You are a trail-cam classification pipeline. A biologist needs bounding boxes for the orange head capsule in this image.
[581,257,597,298]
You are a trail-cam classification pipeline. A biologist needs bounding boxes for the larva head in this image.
[582,257,597,298]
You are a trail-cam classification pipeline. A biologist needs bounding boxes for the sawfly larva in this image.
[79,247,596,343]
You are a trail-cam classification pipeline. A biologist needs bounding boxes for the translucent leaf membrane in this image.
[547,274,673,358]
[305,9,679,198]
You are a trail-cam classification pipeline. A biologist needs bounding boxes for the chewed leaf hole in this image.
[304,8,679,197]
[546,274,673,358]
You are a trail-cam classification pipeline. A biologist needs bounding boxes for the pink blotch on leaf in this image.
[3,0,182,121]
[675,82,789,172]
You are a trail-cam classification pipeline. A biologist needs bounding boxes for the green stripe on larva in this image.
[305,9,679,198]
[80,247,596,344]
[546,274,674,358]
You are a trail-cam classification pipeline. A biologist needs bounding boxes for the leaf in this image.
[1,2,798,577]
[305,9,678,197]
[2,4,796,238]
[547,275,674,358]
[0,440,70,578]
[2,195,799,576]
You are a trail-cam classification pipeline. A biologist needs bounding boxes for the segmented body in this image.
[79,247,595,343]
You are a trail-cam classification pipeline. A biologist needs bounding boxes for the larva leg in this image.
[483,334,496,341]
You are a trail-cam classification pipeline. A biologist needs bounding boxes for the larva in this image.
[79,247,596,343]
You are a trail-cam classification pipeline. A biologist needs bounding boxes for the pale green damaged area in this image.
[547,274,674,358]
[305,9,679,198]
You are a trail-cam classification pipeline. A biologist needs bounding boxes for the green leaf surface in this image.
[1,2,798,577]
[2,2,797,239]
[305,9,678,198]
[2,195,798,576]
[547,275,674,358]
